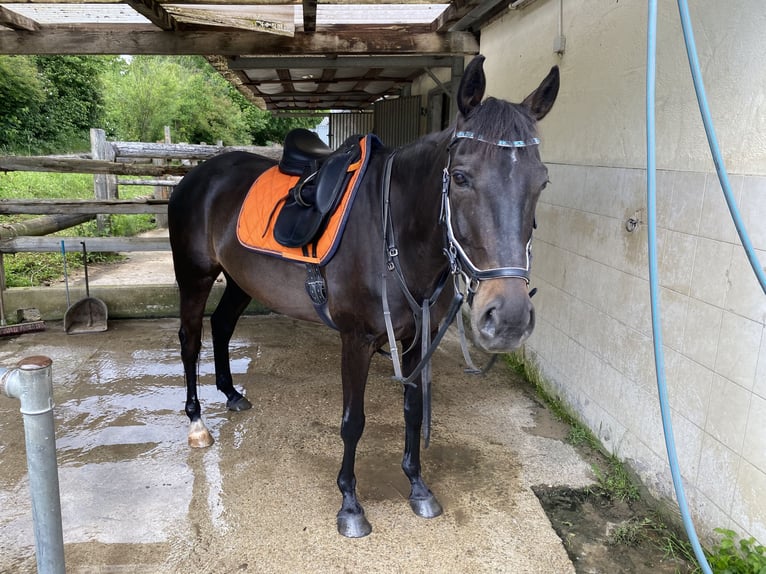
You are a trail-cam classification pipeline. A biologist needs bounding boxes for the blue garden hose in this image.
[647,2,723,573]
[675,1,766,294]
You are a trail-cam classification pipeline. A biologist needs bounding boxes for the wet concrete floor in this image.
[0,315,594,573]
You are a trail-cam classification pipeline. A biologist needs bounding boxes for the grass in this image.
[0,171,157,288]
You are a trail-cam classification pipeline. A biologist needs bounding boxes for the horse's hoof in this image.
[409,493,443,518]
[227,395,252,412]
[188,419,214,448]
[337,510,372,538]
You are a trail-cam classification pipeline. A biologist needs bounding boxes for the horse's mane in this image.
[466,97,538,143]
[398,97,538,161]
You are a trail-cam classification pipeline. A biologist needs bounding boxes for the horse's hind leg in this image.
[177,275,218,448]
[401,337,443,519]
[211,273,253,412]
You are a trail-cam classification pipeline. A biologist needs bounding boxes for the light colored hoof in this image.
[188,419,214,448]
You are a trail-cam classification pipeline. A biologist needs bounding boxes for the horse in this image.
[167,54,559,538]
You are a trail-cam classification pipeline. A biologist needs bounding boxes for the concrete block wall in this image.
[532,162,766,542]
[460,0,766,544]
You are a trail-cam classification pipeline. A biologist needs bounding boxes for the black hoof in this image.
[337,509,372,538]
[409,493,443,518]
[227,394,252,412]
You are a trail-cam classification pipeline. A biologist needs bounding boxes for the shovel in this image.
[64,241,108,334]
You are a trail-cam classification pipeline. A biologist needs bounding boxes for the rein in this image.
[380,129,541,446]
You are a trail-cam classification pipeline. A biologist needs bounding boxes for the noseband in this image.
[442,130,539,299]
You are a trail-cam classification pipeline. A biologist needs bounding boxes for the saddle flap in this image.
[311,142,361,213]
[273,203,324,248]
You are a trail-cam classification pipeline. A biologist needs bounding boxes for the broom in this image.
[0,252,46,337]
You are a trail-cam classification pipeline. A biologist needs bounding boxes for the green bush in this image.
[706,528,766,574]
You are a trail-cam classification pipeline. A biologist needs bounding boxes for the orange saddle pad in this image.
[237,134,378,265]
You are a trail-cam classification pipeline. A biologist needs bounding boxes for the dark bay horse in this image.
[168,55,559,538]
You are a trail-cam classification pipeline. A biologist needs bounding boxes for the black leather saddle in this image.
[274,130,363,248]
[278,128,333,176]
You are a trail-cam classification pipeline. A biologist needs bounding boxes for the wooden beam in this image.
[0,29,478,56]
[0,155,189,176]
[109,141,281,160]
[0,236,170,254]
[0,199,169,216]
[165,6,294,36]
[302,0,317,33]
[0,6,40,31]
[228,54,457,69]
[0,214,95,240]
[431,0,485,31]
[125,0,177,30]
[254,89,388,98]
[446,0,509,32]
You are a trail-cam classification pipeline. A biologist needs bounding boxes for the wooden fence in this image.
[0,128,282,254]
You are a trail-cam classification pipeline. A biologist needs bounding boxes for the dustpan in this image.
[64,242,108,334]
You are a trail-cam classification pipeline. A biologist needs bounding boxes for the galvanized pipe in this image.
[1,356,66,574]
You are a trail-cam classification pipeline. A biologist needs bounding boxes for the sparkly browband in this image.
[453,130,540,148]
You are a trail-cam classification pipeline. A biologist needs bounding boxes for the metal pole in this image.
[1,356,66,574]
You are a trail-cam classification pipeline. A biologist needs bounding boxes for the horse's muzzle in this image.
[470,279,535,352]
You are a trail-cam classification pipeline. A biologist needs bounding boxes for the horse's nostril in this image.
[480,307,497,339]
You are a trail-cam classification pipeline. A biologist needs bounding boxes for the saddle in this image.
[274,129,363,248]
[237,130,380,330]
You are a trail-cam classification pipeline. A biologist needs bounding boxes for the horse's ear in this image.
[521,66,560,121]
[457,55,486,116]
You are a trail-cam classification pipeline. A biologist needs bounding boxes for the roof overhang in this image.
[0,0,515,111]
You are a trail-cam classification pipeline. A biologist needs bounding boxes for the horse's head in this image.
[445,55,559,353]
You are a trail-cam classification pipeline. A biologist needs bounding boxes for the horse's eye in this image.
[451,171,468,187]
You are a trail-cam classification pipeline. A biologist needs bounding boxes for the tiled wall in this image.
[527,162,766,542]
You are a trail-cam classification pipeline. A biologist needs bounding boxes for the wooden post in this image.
[90,128,117,233]
[153,126,172,228]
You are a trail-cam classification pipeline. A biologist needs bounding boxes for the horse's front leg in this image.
[336,332,375,538]
[401,335,443,519]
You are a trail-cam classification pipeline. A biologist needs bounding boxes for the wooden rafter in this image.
[302,0,317,32]
[0,6,40,31]
[124,0,177,30]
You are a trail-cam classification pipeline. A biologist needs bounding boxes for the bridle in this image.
[442,129,538,301]
[380,128,541,445]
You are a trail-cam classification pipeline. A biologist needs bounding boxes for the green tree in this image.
[102,56,257,145]
[1,54,321,151]
[102,56,184,142]
[34,56,110,150]
[174,63,252,144]
[0,56,46,153]
[102,56,320,146]
[0,55,110,153]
